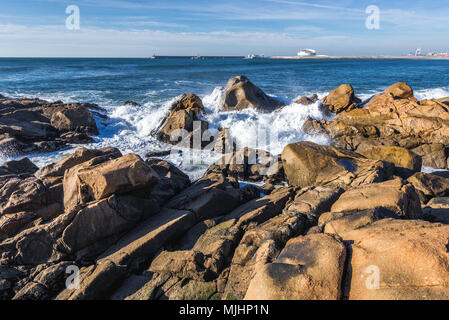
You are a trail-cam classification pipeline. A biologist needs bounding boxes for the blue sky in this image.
[0,0,448,57]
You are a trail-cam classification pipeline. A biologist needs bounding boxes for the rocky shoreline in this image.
[1,78,449,300]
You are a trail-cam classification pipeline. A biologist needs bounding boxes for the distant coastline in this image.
[270,55,449,60]
[147,55,449,60]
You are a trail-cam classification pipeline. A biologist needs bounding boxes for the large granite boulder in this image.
[221,76,284,112]
[330,178,422,219]
[63,154,159,212]
[341,219,449,300]
[155,93,210,148]
[358,145,422,174]
[50,104,98,136]
[35,147,122,180]
[245,233,346,300]
[281,141,393,189]
[322,84,361,114]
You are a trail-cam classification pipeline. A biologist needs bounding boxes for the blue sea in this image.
[1,58,449,178]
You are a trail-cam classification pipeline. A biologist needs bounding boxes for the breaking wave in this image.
[3,84,449,180]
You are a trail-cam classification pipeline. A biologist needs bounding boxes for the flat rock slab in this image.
[245,233,346,300]
[341,219,449,300]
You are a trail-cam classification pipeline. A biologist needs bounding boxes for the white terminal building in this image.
[298,49,317,57]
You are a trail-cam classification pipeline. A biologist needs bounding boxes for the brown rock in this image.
[245,233,346,300]
[281,141,392,189]
[155,94,209,147]
[411,144,449,169]
[145,159,191,206]
[423,197,449,224]
[56,208,197,300]
[221,76,284,112]
[0,194,159,266]
[0,212,38,237]
[63,154,159,212]
[342,219,449,300]
[1,158,38,176]
[170,93,204,112]
[0,177,48,215]
[407,172,449,203]
[205,147,283,183]
[50,105,98,135]
[322,84,361,113]
[35,147,122,179]
[319,208,397,236]
[224,186,342,299]
[60,195,159,256]
[385,82,414,99]
[330,178,422,219]
[358,145,422,173]
[295,94,318,105]
[165,173,241,221]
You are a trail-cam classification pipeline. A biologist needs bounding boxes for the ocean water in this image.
[1,57,449,179]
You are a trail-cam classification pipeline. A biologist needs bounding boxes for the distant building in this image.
[415,48,422,56]
[298,49,317,57]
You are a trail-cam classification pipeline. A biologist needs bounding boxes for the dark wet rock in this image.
[407,172,449,204]
[205,147,284,183]
[146,150,172,158]
[422,197,449,224]
[12,261,73,300]
[0,97,101,157]
[165,173,241,221]
[1,158,38,177]
[124,101,141,107]
[145,159,191,206]
[295,94,319,105]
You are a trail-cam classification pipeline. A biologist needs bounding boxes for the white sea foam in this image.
[3,85,449,180]
[202,88,332,156]
[415,87,449,100]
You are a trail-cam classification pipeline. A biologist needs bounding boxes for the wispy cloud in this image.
[1,0,449,56]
